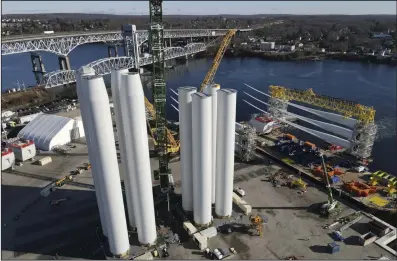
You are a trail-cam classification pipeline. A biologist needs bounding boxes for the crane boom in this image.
[199,29,237,92]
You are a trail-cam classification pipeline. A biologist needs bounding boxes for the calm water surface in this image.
[2,44,396,175]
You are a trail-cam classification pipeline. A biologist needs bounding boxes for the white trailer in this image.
[11,140,36,161]
[2,149,15,171]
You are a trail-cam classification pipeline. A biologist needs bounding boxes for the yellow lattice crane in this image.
[268,85,376,124]
[144,96,180,154]
[199,29,237,92]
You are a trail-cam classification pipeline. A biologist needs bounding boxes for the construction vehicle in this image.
[249,214,267,236]
[199,29,237,92]
[55,175,74,187]
[84,163,91,170]
[318,154,341,217]
[287,176,307,191]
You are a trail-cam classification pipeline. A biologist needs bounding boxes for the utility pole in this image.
[149,0,172,192]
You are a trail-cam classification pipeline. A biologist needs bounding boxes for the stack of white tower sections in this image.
[78,75,130,257]
[192,92,213,226]
[119,72,157,246]
[178,86,197,213]
[203,83,220,205]
[76,67,108,238]
[111,69,136,229]
[215,89,237,218]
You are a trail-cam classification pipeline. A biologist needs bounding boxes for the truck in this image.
[43,31,54,35]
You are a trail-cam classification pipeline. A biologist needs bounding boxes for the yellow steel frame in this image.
[199,29,237,92]
[144,96,180,154]
[268,85,376,124]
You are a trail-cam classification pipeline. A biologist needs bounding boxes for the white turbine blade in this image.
[171,103,179,112]
[170,96,179,105]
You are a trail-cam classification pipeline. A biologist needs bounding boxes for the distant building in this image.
[260,41,275,51]
[372,33,392,39]
[279,45,295,52]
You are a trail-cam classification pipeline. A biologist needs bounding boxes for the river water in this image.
[2,44,396,175]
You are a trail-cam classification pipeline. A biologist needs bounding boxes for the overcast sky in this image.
[2,1,396,15]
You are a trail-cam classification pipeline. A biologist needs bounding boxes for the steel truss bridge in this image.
[41,43,206,88]
[1,28,250,56]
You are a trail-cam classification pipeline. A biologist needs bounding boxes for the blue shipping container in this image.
[331,176,340,184]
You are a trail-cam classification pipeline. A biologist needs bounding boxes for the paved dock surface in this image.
[1,139,395,259]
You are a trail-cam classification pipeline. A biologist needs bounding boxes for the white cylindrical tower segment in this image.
[178,86,197,212]
[203,83,220,204]
[76,67,108,238]
[192,93,212,226]
[111,69,136,229]
[119,72,157,246]
[79,75,130,256]
[215,89,237,218]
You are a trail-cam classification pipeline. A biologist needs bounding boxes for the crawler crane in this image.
[318,154,341,217]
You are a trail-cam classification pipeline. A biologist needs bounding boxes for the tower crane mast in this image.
[149,0,171,190]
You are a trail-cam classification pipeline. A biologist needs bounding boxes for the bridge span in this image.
[1,28,251,56]
[41,43,206,88]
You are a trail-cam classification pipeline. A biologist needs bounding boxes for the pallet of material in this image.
[37,156,52,166]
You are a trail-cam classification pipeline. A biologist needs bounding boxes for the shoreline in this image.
[2,49,395,93]
[198,48,397,66]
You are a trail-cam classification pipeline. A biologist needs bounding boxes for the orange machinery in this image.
[343,181,378,197]
[284,133,296,141]
[304,141,316,150]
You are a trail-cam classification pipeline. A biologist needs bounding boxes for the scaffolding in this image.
[235,123,257,162]
[267,96,288,120]
[350,122,377,159]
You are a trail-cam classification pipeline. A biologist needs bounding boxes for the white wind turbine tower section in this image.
[76,67,109,238]
[178,86,197,212]
[111,68,136,229]
[215,89,237,218]
[119,72,157,246]
[192,93,213,226]
[78,75,130,256]
[203,83,220,205]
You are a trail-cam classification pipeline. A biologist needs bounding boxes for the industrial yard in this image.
[1,139,395,259]
[1,1,396,260]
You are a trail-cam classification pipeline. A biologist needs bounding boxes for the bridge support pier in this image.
[108,45,119,57]
[58,55,71,71]
[30,52,46,85]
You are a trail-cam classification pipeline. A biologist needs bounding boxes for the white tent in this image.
[18,114,85,151]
